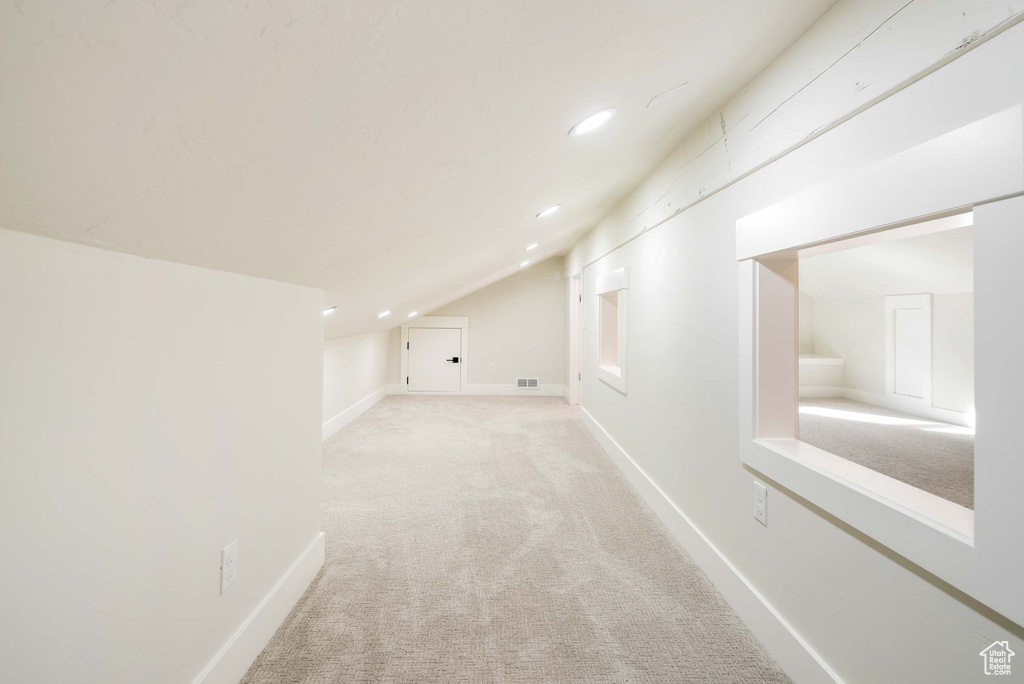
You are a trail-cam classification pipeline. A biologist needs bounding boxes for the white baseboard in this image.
[562,385,570,402]
[193,531,326,684]
[464,383,564,396]
[798,386,845,399]
[392,383,565,397]
[322,386,389,442]
[842,388,973,428]
[580,408,841,684]
[798,387,973,428]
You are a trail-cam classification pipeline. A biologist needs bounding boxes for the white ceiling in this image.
[0,0,835,338]
[800,225,975,300]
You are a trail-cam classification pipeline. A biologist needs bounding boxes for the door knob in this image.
[446,357,460,363]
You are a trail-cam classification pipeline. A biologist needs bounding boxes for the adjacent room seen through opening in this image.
[797,214,975,509]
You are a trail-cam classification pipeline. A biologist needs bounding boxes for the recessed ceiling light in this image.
[407,311,418,318]
[377,310,391,318]
[536,205,561,219]
[323,306,337,315]
[519,260,531,268]
[569,108,616,136]
[524,243,539,251]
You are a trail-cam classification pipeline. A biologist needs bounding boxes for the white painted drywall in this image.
[0,229,324,684]
[1,0,837,341]
[798,291,815,355]
[809,293,974,413]
[568,10,1023,683]
[810,297,886,396]
[322,331,390,440]
[933,293,975,414]
[565,0,1022,277]
[429,257,565,388]
[387,327,402,386]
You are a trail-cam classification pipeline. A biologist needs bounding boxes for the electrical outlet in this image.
[753,482,768,525]
[221,540,238,594]
[489,363,495,373]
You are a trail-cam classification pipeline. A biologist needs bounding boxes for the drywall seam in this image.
[580,408,842,684]
[565,9,1024,277]
[193,532,326,684]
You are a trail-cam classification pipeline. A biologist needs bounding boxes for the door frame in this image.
[884,293,933,410]
[400,316,469,394]
[569,274,582,405]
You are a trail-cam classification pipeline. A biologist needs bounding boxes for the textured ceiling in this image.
[1,0,835,338]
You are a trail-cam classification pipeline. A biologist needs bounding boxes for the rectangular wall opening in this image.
[599,291,620,371]
[796,213,975,510]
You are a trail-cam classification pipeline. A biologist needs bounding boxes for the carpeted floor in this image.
[799,398,974,509]
[242,396,789,683]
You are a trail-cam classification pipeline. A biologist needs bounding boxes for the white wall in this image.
[933,292,975,413]
[809,293,975,413]
[798,291,815,355]
[565,0,1022,276]
[567,5,1023,682]
[428,257,565,392]
[387,327,402,386]
[322,331,391,441]
[0,229,324,684]
[811,297,886,395]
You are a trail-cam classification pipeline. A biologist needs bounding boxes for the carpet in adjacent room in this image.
[799,397,974,509]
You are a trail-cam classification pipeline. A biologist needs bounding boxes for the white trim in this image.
[193,532,326,684]
[322,386,388,442]
[400,316,470,394]
[795,387,973,427]
[580,408,841,684]
[842,387,973,429]
[798,386,845,399]
[736,106,1022,260]
[562,385,570,402]
[597,287,628,393]
[884,294,933,409]
[734,52,1024,623]
[596,266,628,294]
[798,355,845,366]
[408,383,565,397]
[569,274,582,406]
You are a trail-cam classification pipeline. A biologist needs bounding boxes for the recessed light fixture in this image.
[323,306,337,315]
[536,205,561,219]
[569,108,616,136]
[407,311,418,318]
[377,310,391,319]
[519,260,531,268]
[524,243,539,251]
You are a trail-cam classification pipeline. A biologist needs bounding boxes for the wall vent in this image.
[516,377,540,390]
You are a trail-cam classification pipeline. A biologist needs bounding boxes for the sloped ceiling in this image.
[801,226,975,300]
[0,0,835,338]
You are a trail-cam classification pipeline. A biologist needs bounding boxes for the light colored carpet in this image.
[799,398,974,509]
[242,396,789,683]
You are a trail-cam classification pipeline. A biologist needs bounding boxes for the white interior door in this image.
[569,275,581,405]
[894,308,929,398]
[408,327,462,392]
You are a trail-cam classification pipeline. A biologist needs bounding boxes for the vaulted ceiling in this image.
[1,0,834,338]
[801,224,975,300]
